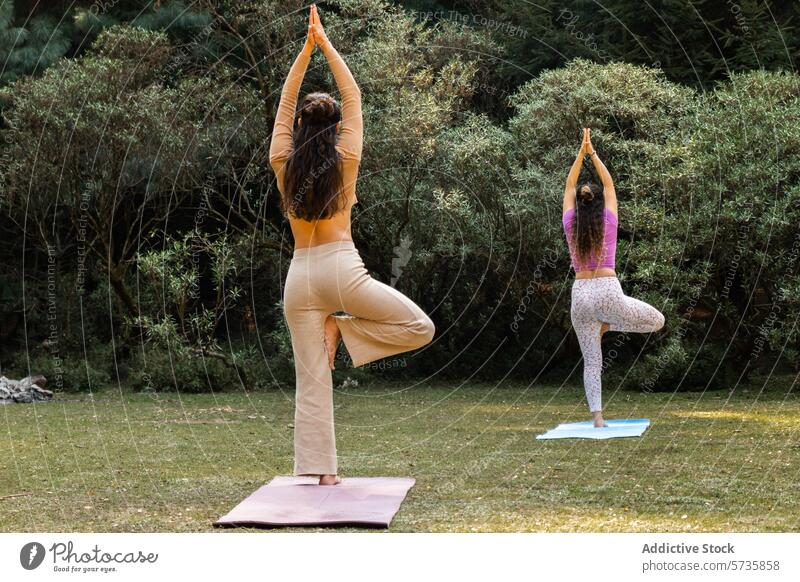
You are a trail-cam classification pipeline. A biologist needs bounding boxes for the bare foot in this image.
[593,411,608,428]
[319,474,341,485]
[324,315,341,370]
[600,322,610,338]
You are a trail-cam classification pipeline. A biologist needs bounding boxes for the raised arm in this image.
[269,11,315,165]
[311,5,363,160]
[585,129,617,215]
[563,129,589,213]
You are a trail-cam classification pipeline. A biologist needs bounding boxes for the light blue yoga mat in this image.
[536,418,651,440]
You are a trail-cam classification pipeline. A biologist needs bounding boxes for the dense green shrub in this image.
[1,1,799,394]
[127,348,240,394]
[0,23,270,388]
[4,341,113,393]
[672,71,800,375]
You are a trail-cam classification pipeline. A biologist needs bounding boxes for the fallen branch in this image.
[190,347,250,390]
[0,492,32,501]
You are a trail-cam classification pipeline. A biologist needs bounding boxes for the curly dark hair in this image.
[572,181,605,265]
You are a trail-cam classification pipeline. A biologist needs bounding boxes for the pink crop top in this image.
[562,207,617,271]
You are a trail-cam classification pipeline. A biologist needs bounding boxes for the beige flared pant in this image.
[283,240,435,476]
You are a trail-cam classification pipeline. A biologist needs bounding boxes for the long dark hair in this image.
[572,182,605,265]
[282,92,344,220]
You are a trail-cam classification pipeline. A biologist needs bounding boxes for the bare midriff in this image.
[289,220,353,249]
[288,190,355,249]
[269,38,363,250]
[575,268,616,279]
[282,149,360,249]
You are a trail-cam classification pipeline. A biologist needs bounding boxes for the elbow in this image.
[268,152,284,170]
[268,140,286,166]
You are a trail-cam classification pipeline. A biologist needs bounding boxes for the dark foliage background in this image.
[1,0,798,394]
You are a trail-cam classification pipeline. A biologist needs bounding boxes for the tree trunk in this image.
[108,263,138,317]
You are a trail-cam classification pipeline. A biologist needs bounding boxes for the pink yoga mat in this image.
[213,476,416,528]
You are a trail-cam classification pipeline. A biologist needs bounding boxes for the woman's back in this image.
[562,206,618,271]
[272,149,360,248]
[269,34,363,249]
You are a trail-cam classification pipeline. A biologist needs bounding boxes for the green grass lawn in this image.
[2,377,798,532]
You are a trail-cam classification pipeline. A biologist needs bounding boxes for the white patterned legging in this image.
[570,276,665,413]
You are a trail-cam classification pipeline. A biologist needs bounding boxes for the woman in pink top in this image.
[563,129,665,427]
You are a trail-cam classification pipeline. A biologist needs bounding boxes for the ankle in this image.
[319,474,340,485]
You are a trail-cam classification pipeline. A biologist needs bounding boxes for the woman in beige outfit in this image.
[269,6,435,485]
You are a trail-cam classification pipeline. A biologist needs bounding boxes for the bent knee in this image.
[651,310,665,332]
[411,315,435,347]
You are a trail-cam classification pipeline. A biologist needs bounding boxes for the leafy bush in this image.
[2,2,799,393]
[127,348,241,394]
[4,342,113,393]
